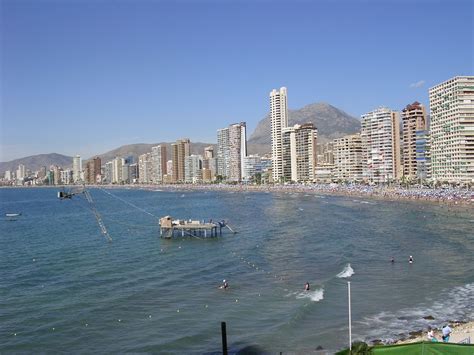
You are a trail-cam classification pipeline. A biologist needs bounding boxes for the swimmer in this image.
[391,256,395,263]
[409,255,414,264]
[304,282,310,291]
[219,279,229,289]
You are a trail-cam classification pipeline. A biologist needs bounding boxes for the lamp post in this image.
[348,281,352,351]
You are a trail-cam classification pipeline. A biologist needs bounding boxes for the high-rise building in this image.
[416,129,431,182]
[138,153,153,184]
[429,76,474,183]
[4,170,12,181]
[217,122,247,182]
[333,133,364,182]
[85,157,101,184]
[282,123,317,182]
[401,102,428,181]
[72,155,82,183]
[270,87,288,182]
[104,162,113,184]
[361,107,401,183]
[228,122,247,182]
[242,155,262,182]
[185,155,202,183]
[112,157,124,184]
[16,164,26,181]
[171,139,190,183]
[151,145,167,184]
[217,128,230,178]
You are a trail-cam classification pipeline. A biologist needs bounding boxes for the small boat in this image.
[5,213,21,217]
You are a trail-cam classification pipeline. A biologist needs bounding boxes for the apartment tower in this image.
[282,123,317,182]
[171,138,190,183]
[361,107,401,183]
[270,87,288,182]
[429,76,474,183]
[151,145,167,184]
[333,133,364,182]
[401,102,428,181]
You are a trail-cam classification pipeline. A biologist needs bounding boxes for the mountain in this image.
[0,153,73,174]
[248,102,360,155]
[89,142,216,164]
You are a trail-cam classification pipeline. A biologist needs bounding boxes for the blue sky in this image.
[1,0,473,161]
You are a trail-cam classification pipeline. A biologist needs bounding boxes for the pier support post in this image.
[221,321,228,355]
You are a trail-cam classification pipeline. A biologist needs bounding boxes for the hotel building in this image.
[282,123,317,182]
[429,76,474,183]
[333,133,364,182]
[401,102,429,181]
[270,87,288,182]
[361,107,401,183]
[171,138,190,183]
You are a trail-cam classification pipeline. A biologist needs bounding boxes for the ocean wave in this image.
[358,282,474,344]
[337,263,354,278]
[290,288,324,302]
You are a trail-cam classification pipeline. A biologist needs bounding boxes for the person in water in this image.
[304,282,310,291]
[409,255,414,263]
[391,256,395,263]
[220,279,229,289]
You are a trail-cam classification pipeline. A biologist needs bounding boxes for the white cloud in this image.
[410,80,425,88]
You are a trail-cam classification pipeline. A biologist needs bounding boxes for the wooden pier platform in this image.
[159,216,226,239]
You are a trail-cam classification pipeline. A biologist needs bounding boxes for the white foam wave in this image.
[358,283,474,344]
[294,288,325,302]
[337,263,354,278]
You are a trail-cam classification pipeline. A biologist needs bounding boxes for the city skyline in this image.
[1,0,473,161]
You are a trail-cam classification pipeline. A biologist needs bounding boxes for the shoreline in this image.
[395,320,474,345]
[2,183,473,207]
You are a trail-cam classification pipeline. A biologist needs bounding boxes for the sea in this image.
[1,187,473,353]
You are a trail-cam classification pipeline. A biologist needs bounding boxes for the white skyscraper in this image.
[217,128,230,178]
[151,145,167,184]
[429,76,474,183]
[72,155,82,183]
[282,123,317,182]
[361,107,401,183]
[270,87,288,182]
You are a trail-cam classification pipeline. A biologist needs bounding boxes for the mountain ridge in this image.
[248,102,360,155]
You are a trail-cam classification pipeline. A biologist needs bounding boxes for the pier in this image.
[159,216,234,239]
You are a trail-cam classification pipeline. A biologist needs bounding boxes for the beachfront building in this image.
[138,153,153,184]
[333,133,364,182]
[217,127,230,179]
[202,146,217,182]
[217,122,247,182]
[416,131,431,182]
[401,102,429,181]
[242,154,262,182]
[316,142,335,166]
[151,145,167,184]
[84,157,101,184]
[72,155,82,183]
[171,138,190,183]
[16,164,26,182]
[361,107,402,183]
[282,123,318,182]
[429,76,474,183]
[270,87,288,182]
[185,155,202,183]
[228,122,247,182]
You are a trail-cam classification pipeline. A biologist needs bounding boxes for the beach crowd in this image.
[135,183,473,205]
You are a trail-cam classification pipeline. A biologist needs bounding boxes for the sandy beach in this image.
[123,183,474,207]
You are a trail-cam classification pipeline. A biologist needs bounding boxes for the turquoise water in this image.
[1,187,473,353]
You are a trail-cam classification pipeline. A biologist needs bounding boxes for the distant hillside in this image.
[248,102,360,155]
[0,153,73,174]
[89,142,216,164]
